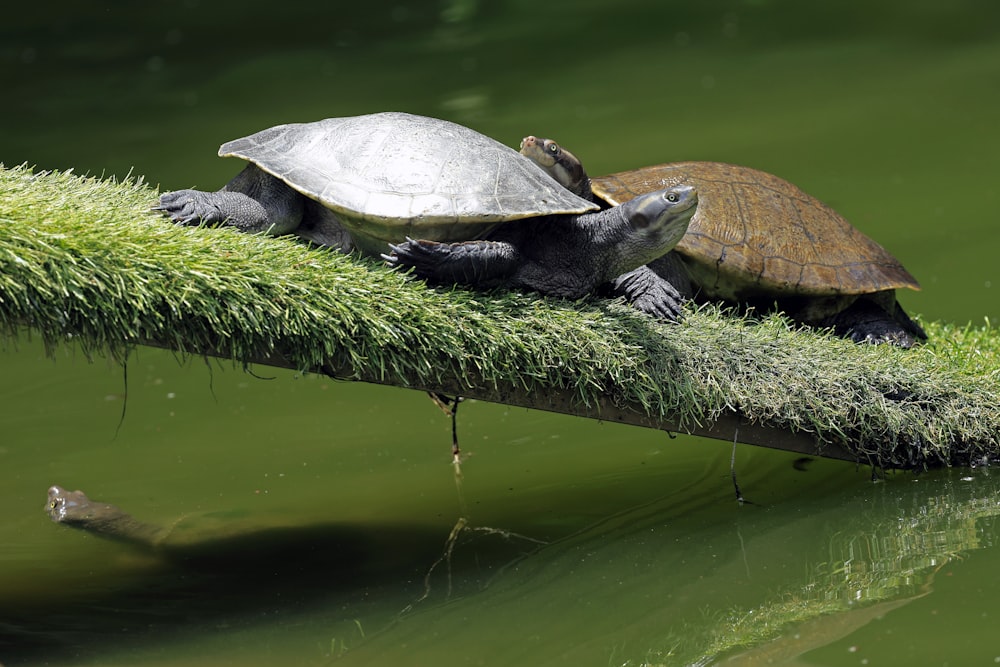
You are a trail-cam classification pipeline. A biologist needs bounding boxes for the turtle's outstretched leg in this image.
[388,241,689,321]
[387,187,695,320]
[156,164,304,236]
[384,238,520,286]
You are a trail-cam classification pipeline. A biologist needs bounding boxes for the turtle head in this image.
[618,185,698,263]
[626,185,697,233]
[520,136,593,201]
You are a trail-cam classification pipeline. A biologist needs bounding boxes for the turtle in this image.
[519,136,926,347]
[156,112,698,319]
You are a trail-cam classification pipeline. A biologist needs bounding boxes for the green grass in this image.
[1,164,997,468]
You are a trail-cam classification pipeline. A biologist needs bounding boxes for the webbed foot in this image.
[383,237,451,276]
[826,298,927,348]
[154,189,229,225]
[842,324,922,348]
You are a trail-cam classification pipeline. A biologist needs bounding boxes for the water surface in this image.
[3,2,999,665]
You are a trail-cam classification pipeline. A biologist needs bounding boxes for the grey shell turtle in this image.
[162,112,597,256]
[157,112,700,319]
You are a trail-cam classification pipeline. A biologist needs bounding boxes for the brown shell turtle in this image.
[520,136,926,347]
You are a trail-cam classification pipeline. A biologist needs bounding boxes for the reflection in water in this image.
[707,474,998,665]
[13,468,1000,666]
[329,471,1000,666]
[8,461,998,666]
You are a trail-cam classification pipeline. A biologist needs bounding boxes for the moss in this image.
[1,164,997,468]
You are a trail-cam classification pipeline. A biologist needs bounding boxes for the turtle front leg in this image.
[155,164,304,236]
[156,190,257,226]
[384,238,520,286]
[611,265,686,321]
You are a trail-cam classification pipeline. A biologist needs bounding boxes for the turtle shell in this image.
[220,112,597,250]
[590,162,920,299]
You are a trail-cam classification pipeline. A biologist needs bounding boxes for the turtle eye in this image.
[546,141,560,154]
[666,192,679,203]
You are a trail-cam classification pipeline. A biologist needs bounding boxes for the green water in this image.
[3,2,1000,665]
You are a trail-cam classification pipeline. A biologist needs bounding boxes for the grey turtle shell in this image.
[220,112,598,251]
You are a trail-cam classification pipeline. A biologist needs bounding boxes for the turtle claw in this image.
[635,294,685,322]
[383,237,424,266]
[612,265,686,322]
[385,238,450,273]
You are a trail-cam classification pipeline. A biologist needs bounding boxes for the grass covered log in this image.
[1,164,997,468]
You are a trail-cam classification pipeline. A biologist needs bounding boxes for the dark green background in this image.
[2,2,999,664]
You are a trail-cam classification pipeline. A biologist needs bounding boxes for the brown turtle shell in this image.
[591,162,920,300]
